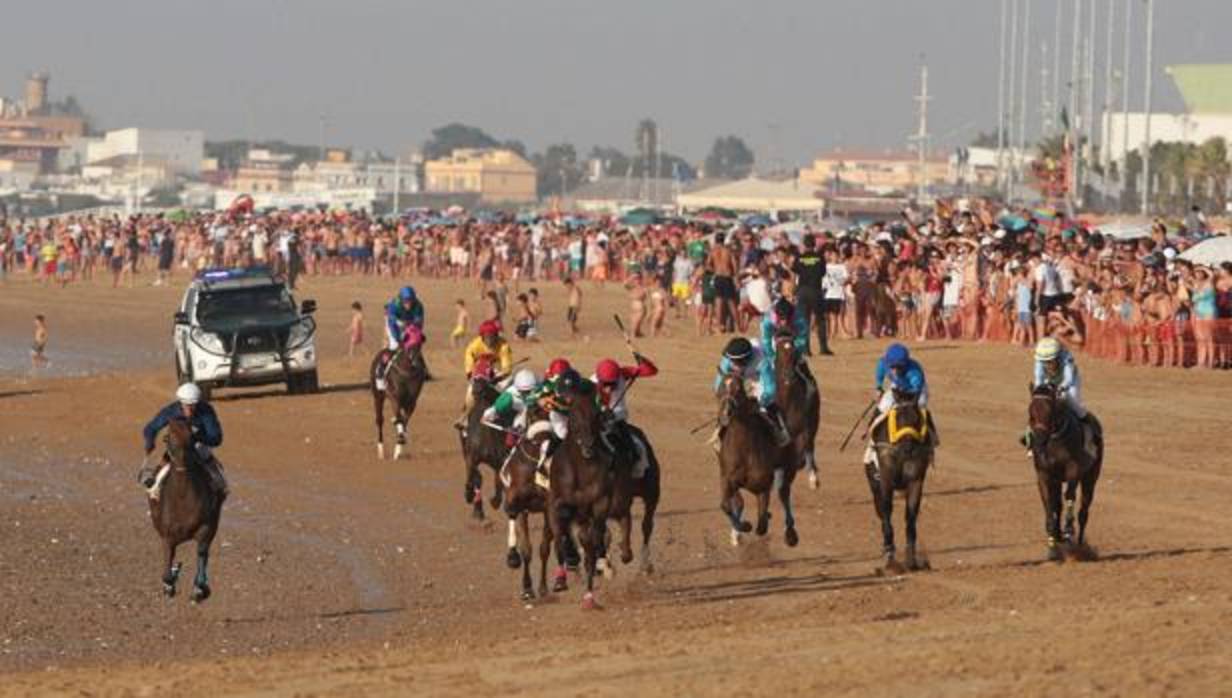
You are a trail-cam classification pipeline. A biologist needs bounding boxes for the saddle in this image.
[886,406,930,445]
[526,420,555,489]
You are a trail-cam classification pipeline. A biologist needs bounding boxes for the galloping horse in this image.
[715,372,799,548]
[610,421,661,574]
[500,417,559,601]
[1028,384,1102,560]
[149,418,224,602]
[547,379,634,608]
[773,333,821,489]
[371,327,426,459]
[459,361,509,519]
[865,388,934,572]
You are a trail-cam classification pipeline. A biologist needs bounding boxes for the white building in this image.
[1101,112,1232,164]
[85,127,204,176]
[292,159,419,196]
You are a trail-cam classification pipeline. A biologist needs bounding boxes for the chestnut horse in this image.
[1028,384,1102,560]
[459,369,509,520]
[715,372,799,548]
[865,389,933,572]
[149,418,224,602]
[371,328,426,459]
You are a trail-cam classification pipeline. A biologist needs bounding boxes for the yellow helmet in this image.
[1034,337,1061,362]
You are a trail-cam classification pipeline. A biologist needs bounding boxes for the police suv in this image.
[174,268,319,395]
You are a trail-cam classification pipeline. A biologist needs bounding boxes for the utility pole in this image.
[1052,0,1062,132]
[136,148,144,215]
[318,114,326,162]
[1041,42,1051,136]
[1006,0,1019,199]
[1085,0,1097,159]
[1101,0,1116,178]
[1018,0,1032,181]
[1068,0,1082,210]
[1142,0,1155,215]
[912,60,931,204]
[393,157,401,215]
[1121,0,1133,206]
[997,0,1009,193]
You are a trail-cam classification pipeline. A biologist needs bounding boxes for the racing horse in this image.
[371,326,427,459]
[499,417,560,601]
[865,388,933,572]
[1028,384,1102,560]
[459,357,509,520]
[606,420,661,574]
[149,418,224,602]
[715,372,800,548]
[547,378,635,608]
[773,332,821,489]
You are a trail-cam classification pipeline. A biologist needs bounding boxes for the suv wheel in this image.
[303,369,320,394]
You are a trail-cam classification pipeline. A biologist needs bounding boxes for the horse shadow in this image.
[213,382,369,402]
[0,389,42,400]
[223,605,406,625]
[665,571,899,605]
[1001,544,1232,569]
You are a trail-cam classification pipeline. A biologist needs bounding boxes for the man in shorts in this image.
[707,233,739,333]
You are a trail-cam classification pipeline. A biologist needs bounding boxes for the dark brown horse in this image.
[459,372,509,520]
[547,379,634,608]
[715,373,799,548]
[866,389,933,572]
[1028,384,1102,560]
[371,335,426,460]
[500,421,558,601]
[611,421,661,574]
[773,333,821,490]
[149,418,224,602]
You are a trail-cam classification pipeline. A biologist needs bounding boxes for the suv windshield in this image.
[197,285,297,328]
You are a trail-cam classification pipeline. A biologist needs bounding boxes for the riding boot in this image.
[537,436,561,477]
[205,457,230,499]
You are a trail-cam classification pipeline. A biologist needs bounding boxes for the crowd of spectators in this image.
[2,199,1230,369]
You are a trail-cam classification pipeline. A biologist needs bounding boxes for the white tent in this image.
[1179,235,1232,266]
[677,177,825,212]
[1097,220,1150,240]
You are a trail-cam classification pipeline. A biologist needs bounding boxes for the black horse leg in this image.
[1038,475,1064,560]
[879,479,896,560]
[518,512,534,600]
[504,507,522,569]
[775,467,799,547]
[373,391,386,459]
[538,510,554,597]
[1063,479,1079,541]
[191,543,211,602]
[1078,462,1101,546]
[550,502,572,591]
[490,473,505,511]
[754,488,771,537]
[640,493,658,572]
[393,406,408,459]
[904,478,924,570]
[466,461,484,520]
[161,539,180,597]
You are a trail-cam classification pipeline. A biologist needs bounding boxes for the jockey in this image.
[865,343,931,470]
[1025,337,1098,453]
[138,383,228,499]
[592,353,658,471]
[543,357,573,389]
[713,337,791,447]
[455,319,513,430]
[760,297,817,398]
[481,367,571,474]
[384,285,424,351]
[1032,337,1086,418]
[380,285,429,380]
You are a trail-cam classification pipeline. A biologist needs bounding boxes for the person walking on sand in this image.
[565,276,583,339]
[347,302,365,358]
[450,299,470,348]
[31,314,49,370]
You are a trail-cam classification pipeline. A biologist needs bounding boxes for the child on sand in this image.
[450,299,470,347]
[31,315,48,369]
[565,277,582,339]
[347,302,365,358]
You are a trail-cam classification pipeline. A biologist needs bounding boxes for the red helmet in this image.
[479,319,501,338]
[546,358,572,380]
[595,359,621,385]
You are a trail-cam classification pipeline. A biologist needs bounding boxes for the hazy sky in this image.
[2,0,1228,165]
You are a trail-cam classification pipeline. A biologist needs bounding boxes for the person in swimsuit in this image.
[31,314,48,369]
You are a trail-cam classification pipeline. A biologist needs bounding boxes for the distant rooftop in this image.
[1167,64,1232,114]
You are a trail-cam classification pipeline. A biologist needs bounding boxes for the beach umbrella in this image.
[742,213,773,228]
[620,208,657,226]
[1179,235,1232,266]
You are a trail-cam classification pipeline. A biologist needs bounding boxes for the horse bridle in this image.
[1030,390,1072,449]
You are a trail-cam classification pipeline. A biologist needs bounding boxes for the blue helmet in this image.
[884,343,910,368]
[399,286,416,303]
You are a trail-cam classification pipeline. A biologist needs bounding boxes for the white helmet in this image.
[513,369,538,393]
[176,383,203,405]
[1034,337,1062,362]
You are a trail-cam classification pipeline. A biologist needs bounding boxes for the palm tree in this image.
[1197,137,1229,212]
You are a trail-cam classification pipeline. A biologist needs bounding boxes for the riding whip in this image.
[839,395,879,452]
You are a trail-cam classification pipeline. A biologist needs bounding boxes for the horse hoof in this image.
[755,519,770,537]
[738,521,753,534]
[162,583,176,598]
[191,584,211,603]
[506,548,522,570]
[730,529,742,547]
[808,471,819,490]
[600,558,617,580]
[376,444,385,460]
[393,445,404,460]
[785,527,799,547]
[581,592,600,610]
[552,568,569,592]
[883,559,905,576]
[620,549,634,565]
[471,505,485,521]
[521,588,535,602]
[489,496,502,511]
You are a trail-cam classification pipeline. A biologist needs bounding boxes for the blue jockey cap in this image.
[885,343,910,367]
[399,286,416,302]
